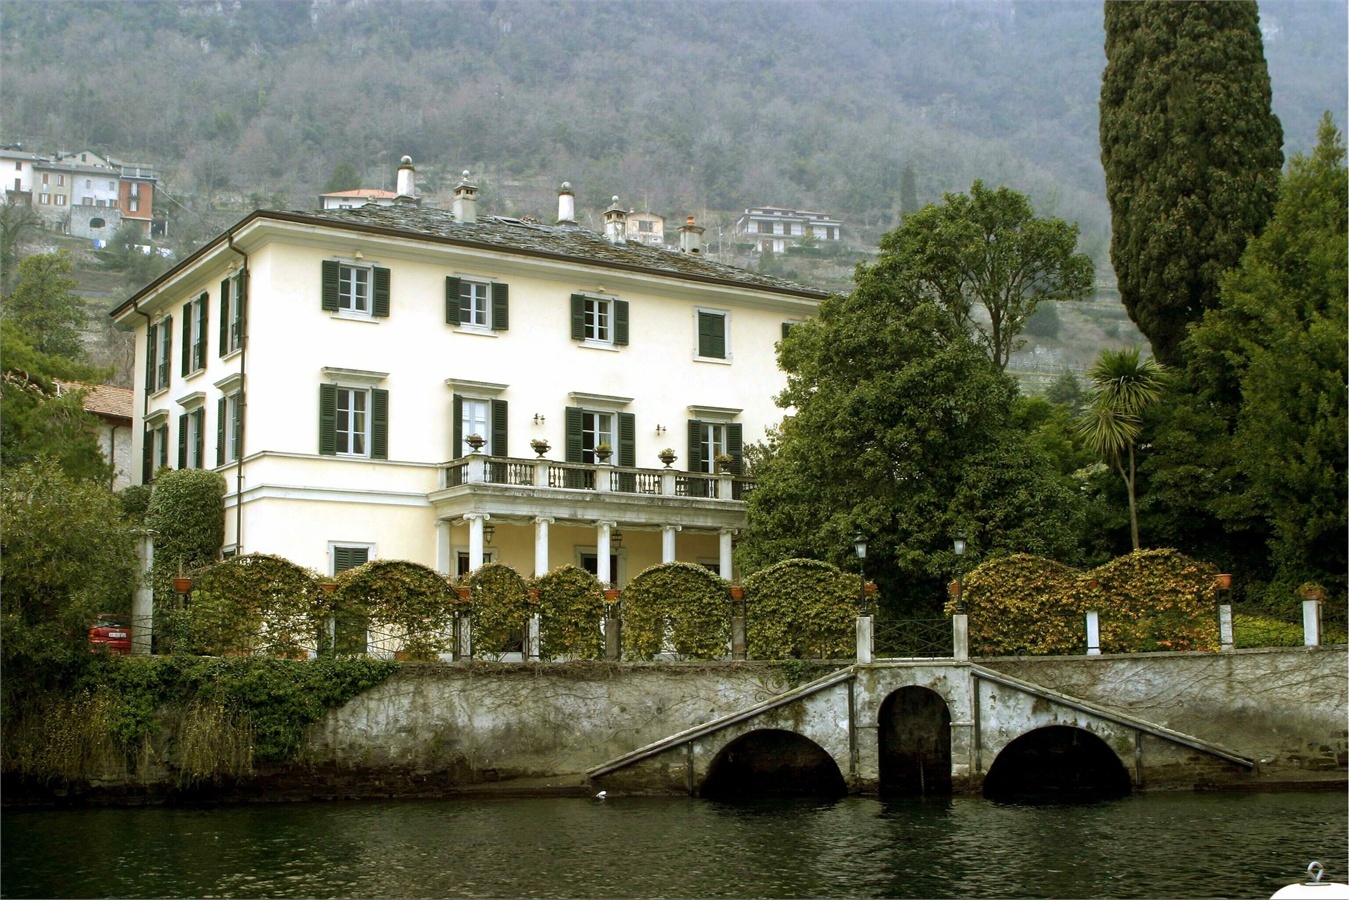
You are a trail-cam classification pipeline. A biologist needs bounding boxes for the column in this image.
[131,528,156,655]
[534,517,554,577]
[661,524,681,563]
[952,613,969,662]
[856,615,874,664]
[464,513,489,572]
[1303,600,1322,647]
[719,528,735,581]
[1085,610,1101,656]
[435,519,453,575]
[1219,605,1235,652]
[596,520,615,587]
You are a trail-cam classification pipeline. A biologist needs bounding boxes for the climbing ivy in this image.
[954,554,1089,656]
[174,554,323,657]
[621,562,730,660]
[329,559,458,659]
[534,565,605,660]
[742,558,858,659]
[466,562,534,658]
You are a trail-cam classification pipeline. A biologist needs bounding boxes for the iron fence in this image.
[873,618,950,659]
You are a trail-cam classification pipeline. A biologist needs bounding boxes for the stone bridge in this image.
[588,660,1258,798]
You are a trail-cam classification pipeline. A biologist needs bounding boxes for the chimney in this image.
[603,196,626,244]
[678,215,705,255]
[395,155,416,200]
[453,170,479,224]
[557,182,576,226]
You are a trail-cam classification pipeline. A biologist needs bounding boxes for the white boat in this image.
[1271,862,1349,899]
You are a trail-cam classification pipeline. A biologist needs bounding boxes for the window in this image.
[696,309,728,360]
[217,391,242,465]
[219,271,245,355]
[330,543,374,653]
[445,277,508,331]
[57,174,65,186]
[55,195,66,206]
[319,383,388,459]
[109,181,115,191]
[450,388,507,458]
[178,408,205,469]
[129,185,139,213]
[323,260,389,317]
[85,179,91,189]
[332,544,371,575]
[142,421,169,482]
[41,173,49,185]
[687,419,743,475]
[181,293,207,375]
[455,550,498,578]
[145,317,172,393]
[38,194,49,205]
[565,407,635,467]
[637,220,654,233]
[570,294,628,346]
[461,398,489,453]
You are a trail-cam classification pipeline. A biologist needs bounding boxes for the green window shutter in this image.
[614,300,629,346]
[781,322,792,341]
[319,383,337,455]
[728,423,744,475]
[232,392,242,460]
[236,272,246,343]
[698,312,725,359]
[333,545,369,574]
[219,280,230,356]
[216,397,226,467]
[321,260,340,311]
[491,398,508,457]
[570,294,586,341]
[142,426,153,483]
[618,412,635,467]
[687,419,703,472]
[177,413,188,469]
[565,406,584,463]
[370,388,389,459]
[180,309,191,375]
[196,293,208,370]
[193,409,205,469]
[452,394,463,457]
[445,276,461,324]
[491,283,509,331]
[372,266,390,318]
[159,316,171,389]
[145,323,157,391]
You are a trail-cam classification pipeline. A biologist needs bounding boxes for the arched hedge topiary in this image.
[183,554,323,657]
[1091,549,1218,652]
[621,562,730,660]
[329,559,458,659]
[742,558,857,659]
[950,554,1089,656]
[466,562,534,658]
[535,565,604,661]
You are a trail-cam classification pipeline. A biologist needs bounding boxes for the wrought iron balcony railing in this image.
[442,455,754,500]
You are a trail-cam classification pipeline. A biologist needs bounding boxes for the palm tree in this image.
[1079,347,1166,550]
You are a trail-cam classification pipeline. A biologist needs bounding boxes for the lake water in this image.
[2,792,1345,898]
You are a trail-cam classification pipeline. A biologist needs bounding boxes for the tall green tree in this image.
[739,255,1082,613]
[2,252,88,360]
[1079,347,1165,551]
[1100,0,1284,368]
[0,201,42,295]
[878,180,1094,370]
[1180,114,1347,600]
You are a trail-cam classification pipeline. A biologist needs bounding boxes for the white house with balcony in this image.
[733,206,843,254]
[112,166,826,588]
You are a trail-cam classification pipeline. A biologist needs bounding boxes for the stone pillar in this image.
[464,513,489,571]
[1219,604,1235,652]
[596,460,612,493]
[534,517,554,577]
[719,528,735,580]
[661,524,681,563]
[131,528,156,655]
[1303,600,1322,647]
[466,453,486,483]
[456,610,472,660]
[534,459,550,487]
[731,613,747,660]
[856,615,874,664]
[1085,610,1101,656]
[953,613,969,662]
[604,612,622,660]
[435,519,452,575]
[596,520,615,587]
[526,613,541,662]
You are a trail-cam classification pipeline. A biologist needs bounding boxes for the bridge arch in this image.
[700,729,847,800]
[878,685,952,797]
[983,725,1131,802]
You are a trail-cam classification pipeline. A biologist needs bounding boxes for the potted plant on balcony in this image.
[714,452,735,473]
[594,442,613,463]
[466,433,486,453]
[658,448,677,468]
[530,438,551,458]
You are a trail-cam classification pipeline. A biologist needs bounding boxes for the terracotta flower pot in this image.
[320,582,337,593]
[864,581,878,596]
[603,589,620,601]
[730,586,745,601]
[172,577,193,595]
[947,580,960,599]
[1214,573,1232,591]
[456,586,472,602]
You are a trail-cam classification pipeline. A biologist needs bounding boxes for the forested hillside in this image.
[4,0,1342,267]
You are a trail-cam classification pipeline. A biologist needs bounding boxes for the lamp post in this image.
[953,533,967,615]
[854,532,868,615]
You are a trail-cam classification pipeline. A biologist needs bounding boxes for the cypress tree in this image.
[1100,0,1283,367]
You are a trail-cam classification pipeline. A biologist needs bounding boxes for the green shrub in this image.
[1092,549,1218,652]
[535,565,604,660]
[175,554,323,657]
[116,484,153,524]
[146,468,226,627]
[953,554,1088,656]
[329,559,458,658]
[467,563,535,658]
[743,558,857,659]
[621,562,730,660]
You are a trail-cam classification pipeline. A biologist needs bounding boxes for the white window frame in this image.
[224,271,244,355]
[186,295,206,375]
[454,548,498,579]
[223,390,242,463]
[580,410,615,463]
[328,541,376,576]
[694,307,731,364]
[151,421,169,472]
[699,422,729,474]
[151,317,172,393]
[336,263,372,315]
[583,296,612,344]
[575,546,627,587]
[460,397,491,456]
[458,279,491,329]
[334,385,371,457]
[184,406,205,469]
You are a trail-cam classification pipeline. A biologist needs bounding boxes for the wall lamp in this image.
[655,424,666,436]
[483,523,495,545]
[533,414,546,425]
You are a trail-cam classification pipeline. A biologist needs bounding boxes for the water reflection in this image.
[3,792,1344,898]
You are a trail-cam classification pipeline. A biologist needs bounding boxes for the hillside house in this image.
[733,206,843,254]
[111,166,825,587]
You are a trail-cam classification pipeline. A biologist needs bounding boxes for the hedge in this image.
[535,565,605,660]
[742,558,857,659]
[621,562,730,660]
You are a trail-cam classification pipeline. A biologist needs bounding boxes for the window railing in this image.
[439,455,753,500]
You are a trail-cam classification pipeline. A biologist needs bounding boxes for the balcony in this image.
[429,454,754,530]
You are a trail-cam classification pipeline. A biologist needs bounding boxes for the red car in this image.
[89,614,132,654]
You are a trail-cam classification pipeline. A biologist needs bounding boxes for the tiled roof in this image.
[55,381,134,421]
[300,204,826,297]
[321,189,398,199]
